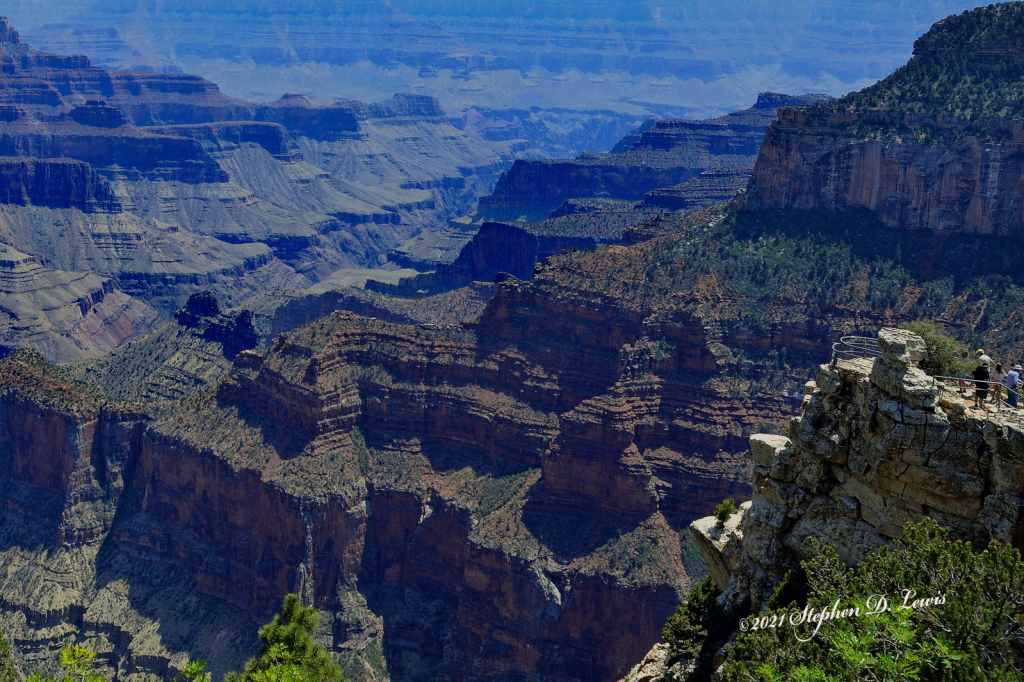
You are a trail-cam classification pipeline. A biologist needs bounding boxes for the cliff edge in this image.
[625,326,1024,681]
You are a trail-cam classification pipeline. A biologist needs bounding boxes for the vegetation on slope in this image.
[536,203,1024,384]
[718,518,1024,681]
[0,595,348,682]
[0,349,114,415]
[899,319,974,377]
[802,3,1024,139]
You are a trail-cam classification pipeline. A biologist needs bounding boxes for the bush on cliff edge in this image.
[660,576,739,677]
[718,518,1024,681]
[899,320,972,378]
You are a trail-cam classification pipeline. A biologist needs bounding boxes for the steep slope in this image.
[742,3,1024,234]
[0,243,158,362]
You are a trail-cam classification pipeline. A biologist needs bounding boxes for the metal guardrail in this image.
[831,336,882,364]
[829,335,1022,415]
[932,374,1022,413]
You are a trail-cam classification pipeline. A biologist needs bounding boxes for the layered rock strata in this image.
[0,234,815,681]
[0,20,512,357]
[740,6,1024,234]
[477,93,831,223]
[0,243,158,362]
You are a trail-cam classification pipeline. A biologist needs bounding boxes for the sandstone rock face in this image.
[688,501,750,591]
[740,107,1024,234]
[686,328,1024,617]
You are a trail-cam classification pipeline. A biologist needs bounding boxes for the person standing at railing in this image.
[1008,365,1023,409]
[973,360,991,409]
[992,363,1007,403]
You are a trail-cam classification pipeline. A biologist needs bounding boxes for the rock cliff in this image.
[740,4,1024,235]
[710,328,1024,610]
[621,327,1024,680]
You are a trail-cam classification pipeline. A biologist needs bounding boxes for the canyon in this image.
[373,93,830,296]
[4,1,986,159]
[0,18,513,362]
[10,4,1024,682]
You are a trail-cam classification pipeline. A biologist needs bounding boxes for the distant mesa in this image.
[69,99,127,128]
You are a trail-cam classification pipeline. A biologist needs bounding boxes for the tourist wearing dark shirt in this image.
[973,363,991,409]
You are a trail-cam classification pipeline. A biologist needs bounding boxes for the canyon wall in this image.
[477,93,831,223]
[0,226,822,681]
[740,108,1024,234]
[740,7,1024,235]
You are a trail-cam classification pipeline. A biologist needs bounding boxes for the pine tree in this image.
[238,594,346,682]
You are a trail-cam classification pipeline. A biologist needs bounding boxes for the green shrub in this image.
[0,631,15,682]
[720,518,1024,681]
[662,576,721,660]
[661,575,740,677]
[714,498,737,528]
[23,644,106,682]
[900,319,972,377]
[230,594,347,682]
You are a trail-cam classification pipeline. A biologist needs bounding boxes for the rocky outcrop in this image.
[69,100,127,129]
[641,170,751,213]
[173,291,259,357]
[688,501,751,591]
[688,327,1024,619]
